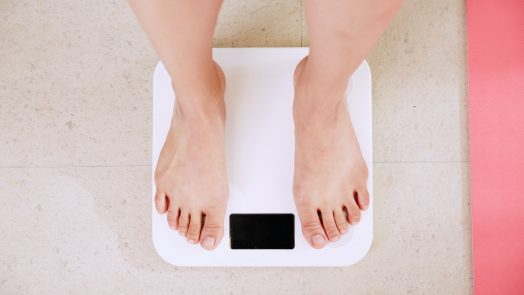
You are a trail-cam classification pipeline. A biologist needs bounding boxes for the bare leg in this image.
[129,0,228,250]
[294,0,403,248]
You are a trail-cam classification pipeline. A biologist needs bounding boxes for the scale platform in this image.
[152,48,373,267]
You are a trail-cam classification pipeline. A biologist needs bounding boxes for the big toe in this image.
[355,188,370,211]
[199,210,225,251]
[298,207,328,249]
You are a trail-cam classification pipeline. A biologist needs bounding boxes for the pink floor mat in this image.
[468,0,524,294]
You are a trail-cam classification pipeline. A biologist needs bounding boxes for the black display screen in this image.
[229,214,295,249]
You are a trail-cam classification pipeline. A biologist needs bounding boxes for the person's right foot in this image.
[154,62,229,251]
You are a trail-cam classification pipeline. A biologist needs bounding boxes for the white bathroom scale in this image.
[152,47,373,267]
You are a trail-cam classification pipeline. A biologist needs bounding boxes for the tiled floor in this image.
[0,0,471,294]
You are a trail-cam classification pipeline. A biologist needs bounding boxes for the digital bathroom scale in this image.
[152,48,373,267]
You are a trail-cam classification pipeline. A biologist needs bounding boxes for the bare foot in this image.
[292,57,369,249]
[154,62,229,251]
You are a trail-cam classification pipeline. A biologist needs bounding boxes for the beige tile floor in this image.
[0,0,471,294]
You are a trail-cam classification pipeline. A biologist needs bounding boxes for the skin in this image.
[129,0,228,250]
[129,0,403,250]
[293,0,404,248]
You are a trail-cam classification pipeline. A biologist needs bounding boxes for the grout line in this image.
[374,160,470,164]
[0,164,150,169]
[0,161,469,170]
[300,0,303,47]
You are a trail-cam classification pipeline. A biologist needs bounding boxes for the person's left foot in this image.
[292,57,370,249]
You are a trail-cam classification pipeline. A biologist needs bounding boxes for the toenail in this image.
[179,231,186,237]
[331,236,340,242]
[340,229,346,234]
[312,235,326,247]
[202,237,215,249]
[188,239,196,244]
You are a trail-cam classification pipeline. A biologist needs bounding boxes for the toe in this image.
[166,206,180,230]
[298,208,328,249]
[344,199,361,225]
[186,212,202,244]
[155,190,168,214]
[321,209,340,242]
[200,209,225,251]
[334,207,348,234]
[177,210,190,237]
[355,188,370,210]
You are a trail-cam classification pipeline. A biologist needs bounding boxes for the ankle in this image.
[293,56,349,128]
[174,61,224,95]
[294,56,351,97]
[172,61,226,123]
[174,97,226,127]
[293,97,346,131]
